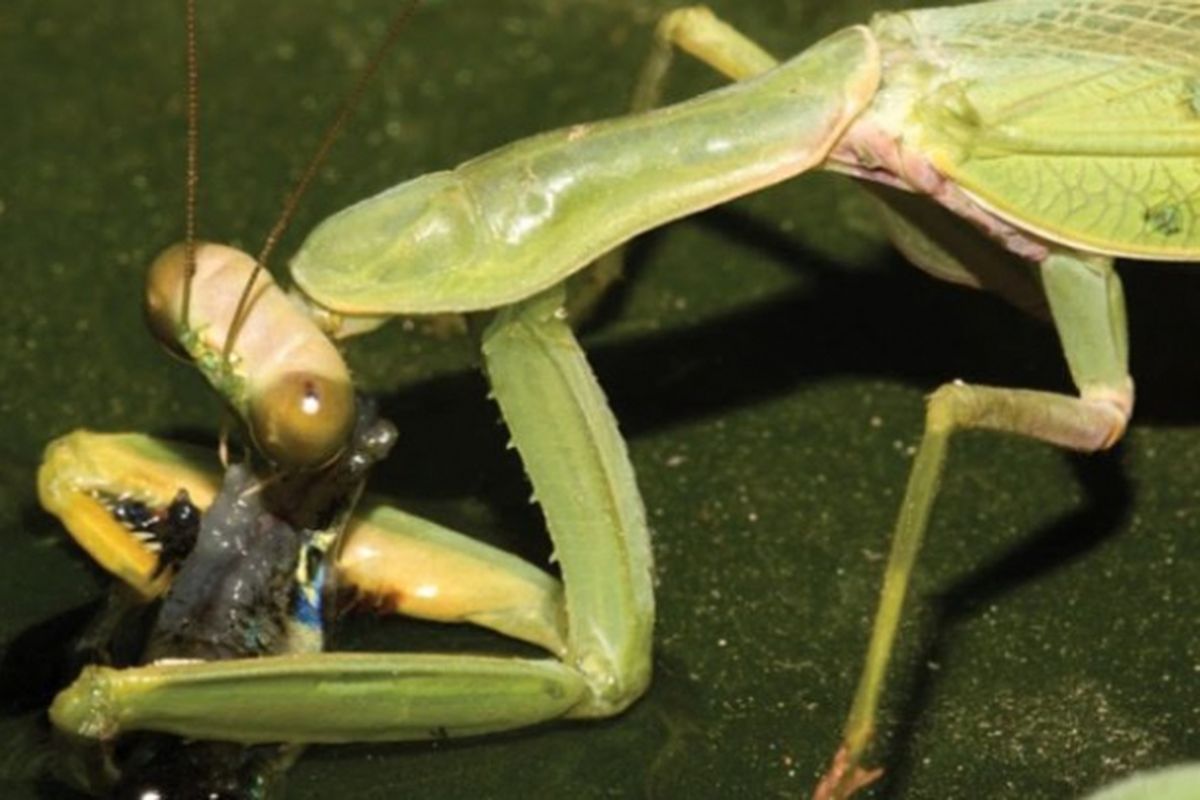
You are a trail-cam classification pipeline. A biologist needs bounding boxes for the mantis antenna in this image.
[220,0,422,362]
[181,0,199,329]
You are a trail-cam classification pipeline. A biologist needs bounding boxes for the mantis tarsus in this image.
[16,0,1200,796]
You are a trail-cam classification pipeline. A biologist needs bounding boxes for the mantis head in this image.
[144,242,355,470]
[139,1,420,470]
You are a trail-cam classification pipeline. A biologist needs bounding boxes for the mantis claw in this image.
[812,744,883,800]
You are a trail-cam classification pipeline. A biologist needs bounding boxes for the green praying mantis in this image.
[26,0,1200,797]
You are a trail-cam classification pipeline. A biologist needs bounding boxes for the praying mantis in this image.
[7,0,1200,796]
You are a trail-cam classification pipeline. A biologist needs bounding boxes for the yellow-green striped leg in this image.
[51,286,653,743]
[819,251,1132,800]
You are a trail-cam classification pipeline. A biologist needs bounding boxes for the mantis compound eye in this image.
[249,370,355,469]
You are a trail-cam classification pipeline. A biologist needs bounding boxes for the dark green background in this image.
[2,1,1198,797]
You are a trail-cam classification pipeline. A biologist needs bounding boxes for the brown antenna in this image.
[221,0,421,360]
[182,0,200,328]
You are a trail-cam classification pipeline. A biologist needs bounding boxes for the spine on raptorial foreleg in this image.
[145,242,354,467]
[290,26,881,316]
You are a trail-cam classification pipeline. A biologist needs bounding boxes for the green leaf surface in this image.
[2,1,1198,798]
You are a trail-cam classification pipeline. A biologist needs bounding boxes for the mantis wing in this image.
[879,0,1200,260]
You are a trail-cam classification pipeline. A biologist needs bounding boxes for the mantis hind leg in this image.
[566,6,780,321]
[819,252,1132,800]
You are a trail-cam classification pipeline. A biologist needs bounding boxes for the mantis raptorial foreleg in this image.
[51,286,654,743]
[481,291,654,714]
[40,429,570,654]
